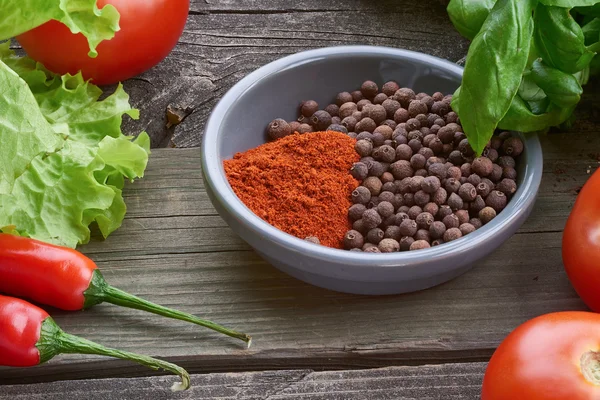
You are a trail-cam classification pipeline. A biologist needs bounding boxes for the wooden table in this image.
[2,1,599,398]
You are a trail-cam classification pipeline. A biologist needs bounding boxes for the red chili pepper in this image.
[0,295,190,391]
[0,233,251,347]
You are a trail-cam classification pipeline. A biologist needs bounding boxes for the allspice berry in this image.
[399,219,418,237]
[502,137,524,157]
[431,101,449,116]
[406,118,421,132]
[373,93,388,105]
[364,246,381,253]
[447,192,464,211]
[367,228,385,245]
[336,92,354,106]
[363,176,383,196]
[351,162,369,180]
[490,164,503,182]
[382,81,400,96]
[479,206,497,224]
[497,178,517,196]
[447,166,462,180]
[443,214,460,229]
[363,208,383,230]
[348,204,367,221]
[432,187,448,205]
[393,88,416,108]
[410,240,431,251]
[297,123,313,134]
[416,212,435,230]
[377,145,396,163]
[423,202,439,217]
[399,236,415,251]
[394,108,410,123]
[300,100,319,117]
[411,154,427,170]
[379,238,400,253]
[467,173,481,186]
[352,186,371,205]
[476,182,492,198]
[430,221,447,239]
[498,156,516,168]
[311,110,333,131]
[374,125,394,140]
[343,230,364,250]
[361,80,379,98]
[445,178,461,194]
[470,218,483,229]
[356,117,377,133]
[414,190,431,207]
[339,102,358,119]
[355,139,373,157]
[443,227,463,242]
[368,104,387,124]
[353,219,366,233]
[267,118,292,140]
[351,90,364,103]
[470,195,486,215]
[377,201,395,218]
[385,225,402,241]
[455,209,470,225]
[324,103,339,117]
[459,223,476,236]
[408,100,428,117]
[503,167,517,180]
[327,124,348,134]
[458,183,477,202]
[390,160,414,180]
[472,157,493,177]
[407,205,423,220]
[486,190,507,212]
[414,229,431,242]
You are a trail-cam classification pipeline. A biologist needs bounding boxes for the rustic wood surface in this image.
[3,0,600,397]
[1,363,485,399]
[0,127,597,386]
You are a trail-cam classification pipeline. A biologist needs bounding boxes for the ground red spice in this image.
[224,131,360,248]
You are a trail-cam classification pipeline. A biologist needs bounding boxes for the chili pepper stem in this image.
[84,270,252,348]
[37,317,190,391]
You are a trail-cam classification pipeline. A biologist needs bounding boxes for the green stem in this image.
[588,41,600,54]
[84,270,252,348]
[37,317,190,392]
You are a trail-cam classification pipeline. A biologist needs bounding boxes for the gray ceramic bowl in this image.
[201,45,542,295]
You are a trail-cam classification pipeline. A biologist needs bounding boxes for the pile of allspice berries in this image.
[266,80,523,253]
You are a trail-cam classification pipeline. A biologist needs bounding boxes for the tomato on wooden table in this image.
[482,312,600,399]
[562,167,600,312]
[17,0,189,85]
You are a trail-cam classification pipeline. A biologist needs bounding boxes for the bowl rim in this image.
[202,45,543,268]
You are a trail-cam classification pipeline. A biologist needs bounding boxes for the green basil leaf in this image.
[518,75,547,102]
[582,17,600,45]
[534,5,595,73]
[528,98,551,114]
[447,0,498,40]
[540,0,600,6]
[498,94,574,132]
[453,0,535,155]
[530,59,582,107]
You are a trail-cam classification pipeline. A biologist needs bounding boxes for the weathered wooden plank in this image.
[84,0,468,148]
[1,127,595,383]
[0,363,485,399]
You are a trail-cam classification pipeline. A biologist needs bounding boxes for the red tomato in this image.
[482,312,600,399]
[17,0,189,85]
[562,167,600,312]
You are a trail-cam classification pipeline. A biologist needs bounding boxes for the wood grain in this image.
[80,0,469,148]
[1,126,597,384]
[0,363,485,399]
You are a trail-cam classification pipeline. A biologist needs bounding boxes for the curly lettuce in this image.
[0,43,149,248]
[0,0,119,57]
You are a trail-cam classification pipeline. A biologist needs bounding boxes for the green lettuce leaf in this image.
[0,43,149,247]
[0,0,120,57]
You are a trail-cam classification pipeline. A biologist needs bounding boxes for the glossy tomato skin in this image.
[17,0,189,85]
[482,312,600,400]
[562,167,600,312]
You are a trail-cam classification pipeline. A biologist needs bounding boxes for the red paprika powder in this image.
[224,131,359,248]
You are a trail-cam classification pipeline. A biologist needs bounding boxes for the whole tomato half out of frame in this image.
[562,166,600,312]
[17,0,190,85]
[481,312,600,399]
